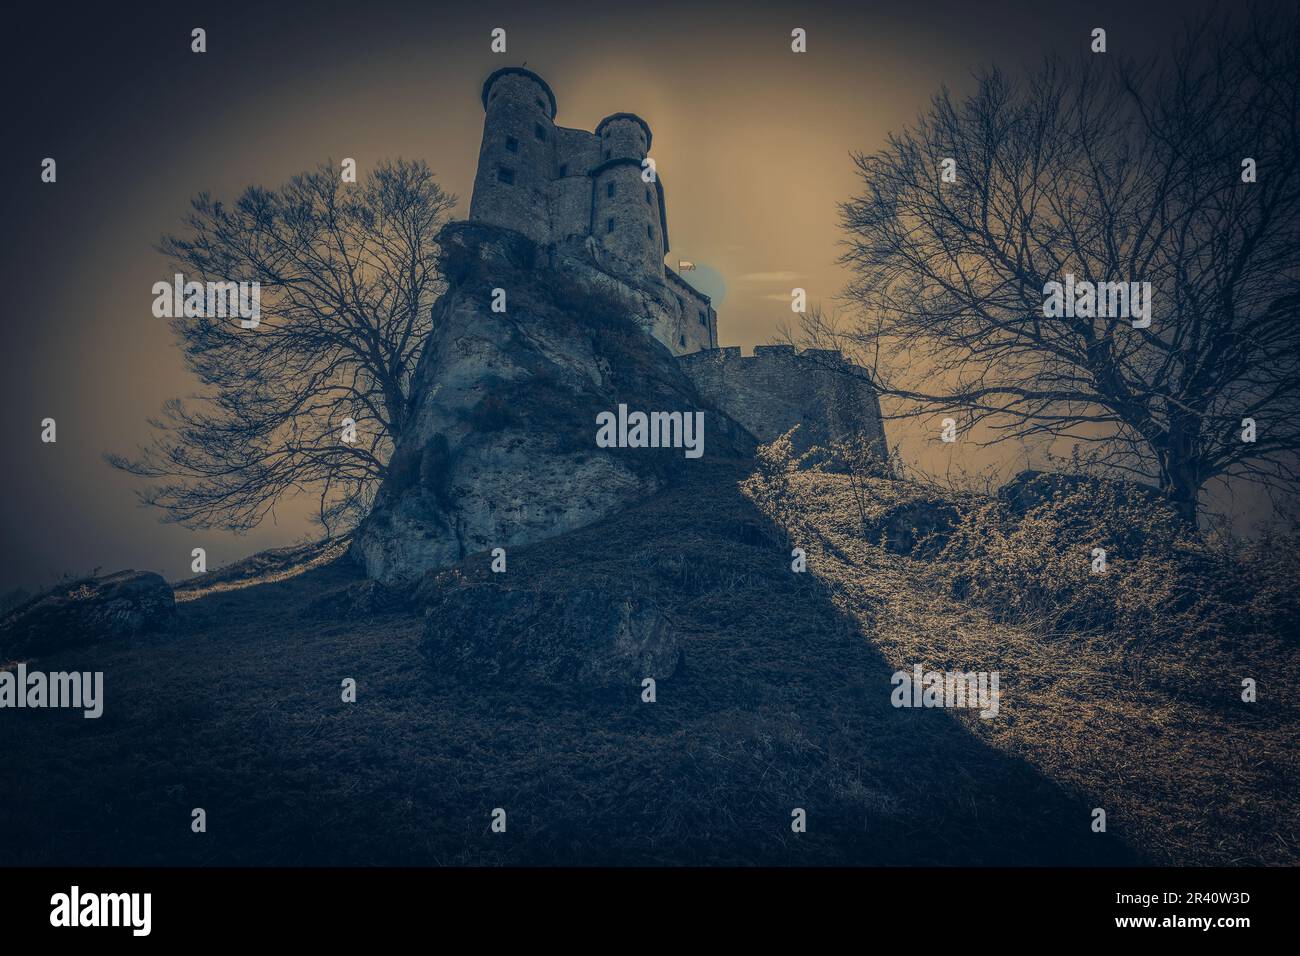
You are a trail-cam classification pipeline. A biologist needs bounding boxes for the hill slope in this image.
[2,461,1293,865]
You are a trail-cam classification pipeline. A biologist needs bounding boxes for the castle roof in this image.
[481,67,558,119]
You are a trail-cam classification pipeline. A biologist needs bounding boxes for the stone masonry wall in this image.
[677,345,888,464]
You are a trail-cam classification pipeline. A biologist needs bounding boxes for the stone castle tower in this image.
[469,67,717,355]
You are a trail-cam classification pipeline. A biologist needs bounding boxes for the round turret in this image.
[595,113,652,163]
[469,68,559,244]
[590,114,662,280]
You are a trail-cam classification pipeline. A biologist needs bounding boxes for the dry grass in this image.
[173,539,353,602]
[746,468,1300,866]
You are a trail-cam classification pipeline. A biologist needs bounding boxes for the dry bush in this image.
[936,477,1299,656]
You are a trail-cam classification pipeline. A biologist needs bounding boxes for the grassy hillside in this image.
[2,459,1293,865]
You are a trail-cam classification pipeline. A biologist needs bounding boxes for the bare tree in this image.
[803,8,1300,522]
[108,159,457,534]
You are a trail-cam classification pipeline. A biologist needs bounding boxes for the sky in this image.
[0,0,1226,591]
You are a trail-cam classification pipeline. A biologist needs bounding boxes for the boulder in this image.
[866,498,962,558]
[0,571,175,660]
[421,581,683,689]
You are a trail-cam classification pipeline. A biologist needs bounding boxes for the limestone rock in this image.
[420,581,683,688]
[0,570,176,660]
[352,221,752,585]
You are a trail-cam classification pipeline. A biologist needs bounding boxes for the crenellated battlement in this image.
[678,345,845,365]
[677,344,886,466]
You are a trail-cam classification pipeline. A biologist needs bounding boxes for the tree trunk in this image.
[1159,425,1203,528]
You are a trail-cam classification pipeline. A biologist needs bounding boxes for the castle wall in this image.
[553,126,599,177]
[677,345,888,463]
[549,177,591,243]
[667,270,715,353]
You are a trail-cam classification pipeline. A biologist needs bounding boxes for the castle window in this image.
[497,167,515,185]
[606,218,615,234]
[534,123,547,142]
[505,136,518,153]
[536,98,545,112]
[699,311,708,326]
[647,225,654,240]
[558,163,568,177]
[607,182,616,198]
[645,189,652,204]
[679,335,686,347]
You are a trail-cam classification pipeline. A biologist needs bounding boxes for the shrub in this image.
[936,474,1298,650]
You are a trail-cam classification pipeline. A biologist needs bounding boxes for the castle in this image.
[471,67,716,355]
[353,68,888,584]
[468,67,887,460]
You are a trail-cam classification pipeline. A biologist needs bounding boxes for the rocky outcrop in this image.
[0,570,175,660]
[421,580,682,688]
[352,221,752,585]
